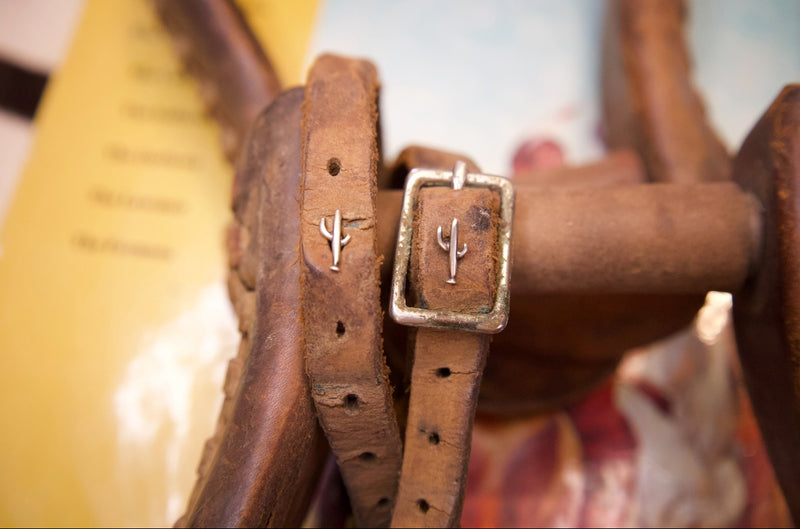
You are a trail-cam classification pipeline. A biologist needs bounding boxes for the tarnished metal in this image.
[390,166,515,333]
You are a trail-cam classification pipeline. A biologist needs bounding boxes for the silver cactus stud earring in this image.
[437,218,467,284]
[320,209,351,271]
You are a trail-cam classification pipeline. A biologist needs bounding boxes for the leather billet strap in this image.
[390,165,512,527]
[152,0,282,161]
[602,0,730,184]
[299,55,403,528]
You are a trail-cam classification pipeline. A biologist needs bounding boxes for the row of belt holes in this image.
[344,393,392,509]
[339,326,392,510]
[339,358,450,515]
[327,155,449,515]
[416,366,452,514]
[329,158,393,511]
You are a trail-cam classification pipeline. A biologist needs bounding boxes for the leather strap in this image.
[178,88,327,527]
[153,0,281,160]
[386,145,481,189]
[379,149,483,393]
[392,184,501,527]
[602,0,730,183]
[299,54,402,528]
[731,85,800,524]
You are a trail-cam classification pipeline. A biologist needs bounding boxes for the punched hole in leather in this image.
[392,177,503,528]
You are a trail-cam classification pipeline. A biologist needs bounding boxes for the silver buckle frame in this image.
[389,163,515,334]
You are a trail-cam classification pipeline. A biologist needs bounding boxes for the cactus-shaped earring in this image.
[320,209,351,271]
[437,218,467,284]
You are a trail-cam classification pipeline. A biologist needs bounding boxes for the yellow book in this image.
[0,0,316,526]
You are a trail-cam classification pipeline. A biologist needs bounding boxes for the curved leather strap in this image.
[300,54,403,528]
[379,149,483,397]
[602,0,730,183]
[178,88,327,527]
[731,85,800,524]
[153,0,281,160]
[392,184,501,527]
[386,146,481,190]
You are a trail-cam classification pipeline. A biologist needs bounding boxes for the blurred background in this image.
[0,0,798,526]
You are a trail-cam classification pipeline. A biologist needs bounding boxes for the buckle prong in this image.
[452,160,466,190]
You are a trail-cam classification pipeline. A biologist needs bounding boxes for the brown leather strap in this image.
[379,149,484,398]
[386,146,481,190]
[377,181,756,425]
[513,149,645,187]
[602,0,731,183]
[392,185,501,527]
[377,183,757,295]
[152,0,281,160]
[379,151,702,417]
[299,54,402,528]
[731,85,800,524]
[178,88,327,527]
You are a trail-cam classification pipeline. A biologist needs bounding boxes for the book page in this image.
[0,0,316,525]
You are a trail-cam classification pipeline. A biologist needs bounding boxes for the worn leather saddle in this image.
[153,1,800,527]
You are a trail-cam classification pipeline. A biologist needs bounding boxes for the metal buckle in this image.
[389,162,515,334]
